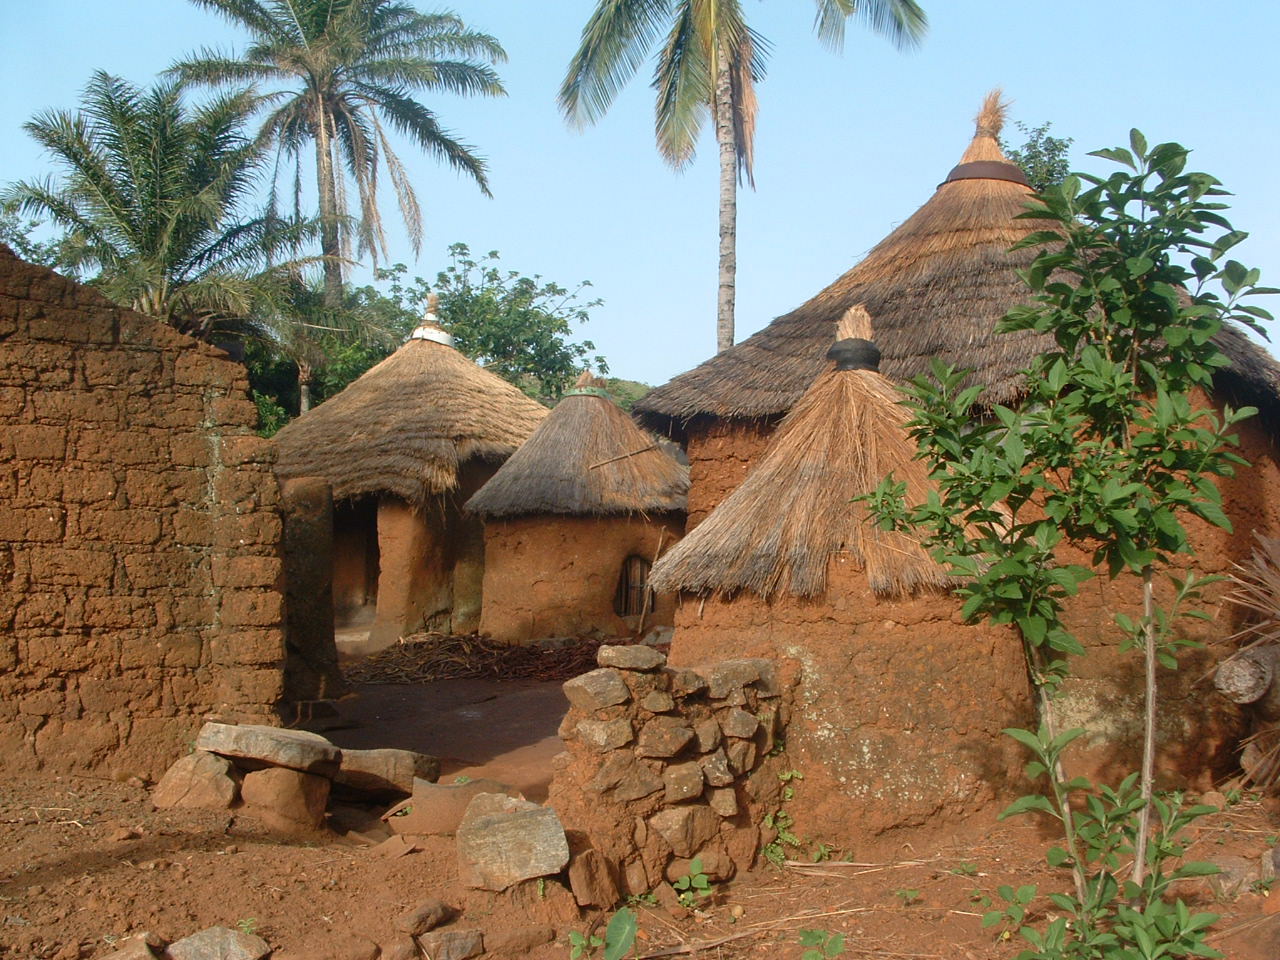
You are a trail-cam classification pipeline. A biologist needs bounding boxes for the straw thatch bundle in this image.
[272,320,548,507]
[636,91,1280,435]
[466,372,688,518]
[650,308,948,599]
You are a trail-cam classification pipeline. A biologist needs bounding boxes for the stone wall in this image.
[0,246,284,778]
[548,646,787,896]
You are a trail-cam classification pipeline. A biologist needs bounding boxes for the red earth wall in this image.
[0,246,285,778]
[479,514,684,644]
[681,410,1280,789]
[668,558,1032,852]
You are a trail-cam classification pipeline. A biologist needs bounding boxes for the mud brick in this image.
[6,424,67,460]
[77,508,162,545]
[0,505,66,542]
[213,512,282,548]
[220,590,284,628]
[211,555,281,590]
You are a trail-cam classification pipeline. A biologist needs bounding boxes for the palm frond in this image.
[560,0,675,127]
[812,0,927,51]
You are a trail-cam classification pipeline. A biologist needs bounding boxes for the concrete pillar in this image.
[279,477,347,700]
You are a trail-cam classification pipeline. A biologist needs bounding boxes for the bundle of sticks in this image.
[1215,644,1280,788]
[343,632,605,685]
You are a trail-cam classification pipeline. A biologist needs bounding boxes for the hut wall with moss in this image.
[273,320,547,654]
[637,94,1280,785]
[467,375,689,644]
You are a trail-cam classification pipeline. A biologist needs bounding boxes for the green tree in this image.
[171,0,507,307]
[4,71,310,341]
[1003,119,1073,193]
[864,133,1274,956]
[560,0,926,354]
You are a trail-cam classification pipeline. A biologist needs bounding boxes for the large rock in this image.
[702,659,778,698]
[195,722,340,775]
[562,669,631,712]
[575,718,633,753]
[334,748,439,798]
[164,926,270,960]
[597,645,667,671]
[416,929,483,960]
[152,752,239,810]
[636,717,694,758]
[395,897,450,936]
[456,794,569,891]
[382,777,523,837]
[568,848,620,908]
[588,752,663,802]
[663,761,705,803]
[241,766,330,830]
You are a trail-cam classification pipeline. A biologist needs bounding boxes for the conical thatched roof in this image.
[650,308,951,599]
[465,372,688,518]
[272,317,548,507]
[637,91,1280,436]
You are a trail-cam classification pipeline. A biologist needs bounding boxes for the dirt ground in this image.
[2,679,1279,959]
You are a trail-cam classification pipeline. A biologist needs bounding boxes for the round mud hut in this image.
[272,312,547,653]
[466,373,689,643]
[649,309,1031,845]
[637,91,1280,786]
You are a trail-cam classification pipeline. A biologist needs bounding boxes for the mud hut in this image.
[466,373,688,643]
[649,309,1031,844]
[638,91,1280,785]
[272,310,547,652]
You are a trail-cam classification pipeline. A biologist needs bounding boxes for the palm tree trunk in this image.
[714,43,736,355]
[314,103,343,310]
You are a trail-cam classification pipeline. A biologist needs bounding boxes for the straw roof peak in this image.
[975,89,1008,139]
[572,370,608,391]
[836,304,873,341]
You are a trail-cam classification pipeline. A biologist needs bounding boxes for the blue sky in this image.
[2,1,1278,387]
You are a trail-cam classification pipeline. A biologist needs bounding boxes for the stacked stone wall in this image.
[548,646,787,896]
[0,246,284,777]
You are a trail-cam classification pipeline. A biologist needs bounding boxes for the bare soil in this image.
[2,678,1278,959]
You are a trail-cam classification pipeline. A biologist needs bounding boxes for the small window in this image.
[614,555,654,617]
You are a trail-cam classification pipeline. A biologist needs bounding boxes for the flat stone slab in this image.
[382,777,523,837]
[597,644,667,671]
[562,668,631,712]
[165,926,270,960]
[195,722,340,775]
[416,929,483,960]
[334,748,439,798]
[456,793,569,891]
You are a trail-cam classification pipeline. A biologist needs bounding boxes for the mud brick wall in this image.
[548,646,787,898]
[0,245,285,778]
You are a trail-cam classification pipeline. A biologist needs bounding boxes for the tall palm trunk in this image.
[713,43,736,354]
[314,102,343,309]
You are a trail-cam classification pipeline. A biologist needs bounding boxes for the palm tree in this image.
[4,71,312,341]
[560,0,927,353]
[171,0,506,307]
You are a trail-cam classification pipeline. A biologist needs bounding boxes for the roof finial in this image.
[408,290,455,346]
[975,88,1008,139]
[426,291,440,318]
[836,304,873,341]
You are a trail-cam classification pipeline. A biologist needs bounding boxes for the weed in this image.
[1251,878,1275,895]
[799,928,846,959]
[950,861,978,876]
[537,877,547,900]
[569,906,638,959]
[673,857,712,907]
[762,809,803,867]
[811,841,836,863]
[236,918,258,937]
[894,888,921,907]
[625,892,658,908]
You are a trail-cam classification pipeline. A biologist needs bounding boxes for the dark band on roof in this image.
[940,160,1029,188]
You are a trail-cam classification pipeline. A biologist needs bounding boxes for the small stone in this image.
[395,897,450,935]
[562,669,631,712]
[700,749,734,787]
[151,752,238,810]
[484,925,554,954]
[637,717,695,758]
[456,794,570,891]
[568,848,620,908]
[195,722,340,775]
[1271,845,1280,875]
[648,806,719,858]
[108,826,142,843]
[666,847,733,882]
[756,708,779,753]
[416,928,483,960]
[1200,790,1228,810]
[1264,892,1280,916]
[1204,855,1257,899]
[241,767,330,830]
[319,933,379,960]
[99,933,159,960]
[725,739,757,774]
[693,719,721,753]
[708,787,739,817]
[663,762,705,804]
[598,645,667,671]
[334,748,439,798]
[668,668,708,697]
[383,777,523,837]
[641,691,675,713]
[576,719,633,753]
[165,926,270,960]
[718,708,759,739]
[380,936,419,960]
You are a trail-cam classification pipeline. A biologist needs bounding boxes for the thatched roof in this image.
[650,308,954,599]
[465,372,688,518]
[636,91,1280,437]
[272,318,548,507]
